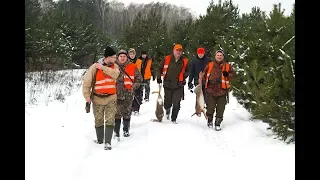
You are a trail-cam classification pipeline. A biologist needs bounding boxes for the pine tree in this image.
[230,3,295,143]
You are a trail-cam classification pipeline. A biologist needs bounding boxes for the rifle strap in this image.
[89,68,98,102]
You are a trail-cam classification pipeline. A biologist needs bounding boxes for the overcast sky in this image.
[117,0,294,17]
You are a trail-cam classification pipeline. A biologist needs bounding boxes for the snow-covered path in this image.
[25,70,295,180]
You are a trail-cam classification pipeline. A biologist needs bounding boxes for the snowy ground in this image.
[25,69,295,180]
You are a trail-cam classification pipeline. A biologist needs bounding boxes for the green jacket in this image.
[157,54,189,89]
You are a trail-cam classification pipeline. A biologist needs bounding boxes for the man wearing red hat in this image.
[188,47,211,106]
[156,44,189,124]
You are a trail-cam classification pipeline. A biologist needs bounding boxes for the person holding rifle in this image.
[82,46,120,150]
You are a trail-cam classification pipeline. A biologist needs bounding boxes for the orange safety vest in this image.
[135,58,152,80]
[94,64,117,94]
[162,55,188,82]
[205,62,231,89]
[123,63,136,90]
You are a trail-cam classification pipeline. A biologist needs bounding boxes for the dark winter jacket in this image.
[189,55,211,86]
[129,56,137,64]
[157,54,190,89]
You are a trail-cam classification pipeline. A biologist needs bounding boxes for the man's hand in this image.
[85,97,91,103]
[95,63,104,70]
[222,71,229,77]
[178,80,186,87]
[188,82,193,89]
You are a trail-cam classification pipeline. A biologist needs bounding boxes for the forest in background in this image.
[25,0,295,143]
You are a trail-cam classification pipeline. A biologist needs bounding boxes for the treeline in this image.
[25,0,295,143]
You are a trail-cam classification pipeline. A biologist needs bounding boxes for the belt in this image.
[93,92,114,98]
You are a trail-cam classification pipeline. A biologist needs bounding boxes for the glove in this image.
[188,82,194,89]
[157,79,162,84]
[178,80,186,87]
[222,71,229,77]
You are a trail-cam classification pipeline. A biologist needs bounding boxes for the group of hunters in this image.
[82,44,234,150]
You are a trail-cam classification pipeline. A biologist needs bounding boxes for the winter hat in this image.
[197,47,205,54]
[104,46,116,57]
[141,51,147,55]
[173,44,183,50]
[215,50,225,56]
[118,49,128,56]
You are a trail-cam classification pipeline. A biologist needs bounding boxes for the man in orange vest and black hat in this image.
[82,46,120,150]
[156,44,189,124]
[200,50,235,131]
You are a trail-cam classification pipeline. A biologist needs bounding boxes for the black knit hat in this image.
[141,51,147,55]
[104,46,116,57]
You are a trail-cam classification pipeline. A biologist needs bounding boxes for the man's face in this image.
[105,55,117,64]
[118,54,127,64]
[142,54,147,59]
[198,53,204,58]
[215,52,224,62]
[129,52,135,59]
[173,49,182,58]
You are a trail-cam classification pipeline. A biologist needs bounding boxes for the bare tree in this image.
[96,0,106,34]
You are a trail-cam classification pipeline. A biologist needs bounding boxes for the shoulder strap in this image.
[116,62,135,83]
[90,68,98,99]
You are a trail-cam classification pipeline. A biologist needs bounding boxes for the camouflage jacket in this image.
[116,60,143,100]
[201,60,235,97]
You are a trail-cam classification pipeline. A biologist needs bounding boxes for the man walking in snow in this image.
[156,44,189,124]
[114,49,143,139]
[199,50,235,131]
[82,46,120,150]
[188,47,211,106]
[135,51,156,104]
[128,48,143,114]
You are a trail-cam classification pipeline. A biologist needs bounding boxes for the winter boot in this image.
[114,118,121,140]
[206,114,213,128]
[214,117,223,131]
[123,118,131,137]
[104,125,114,150]
[94,126,104,144]
[133,111,140,116]
[171,106,180,124]
[165,108,171,120]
